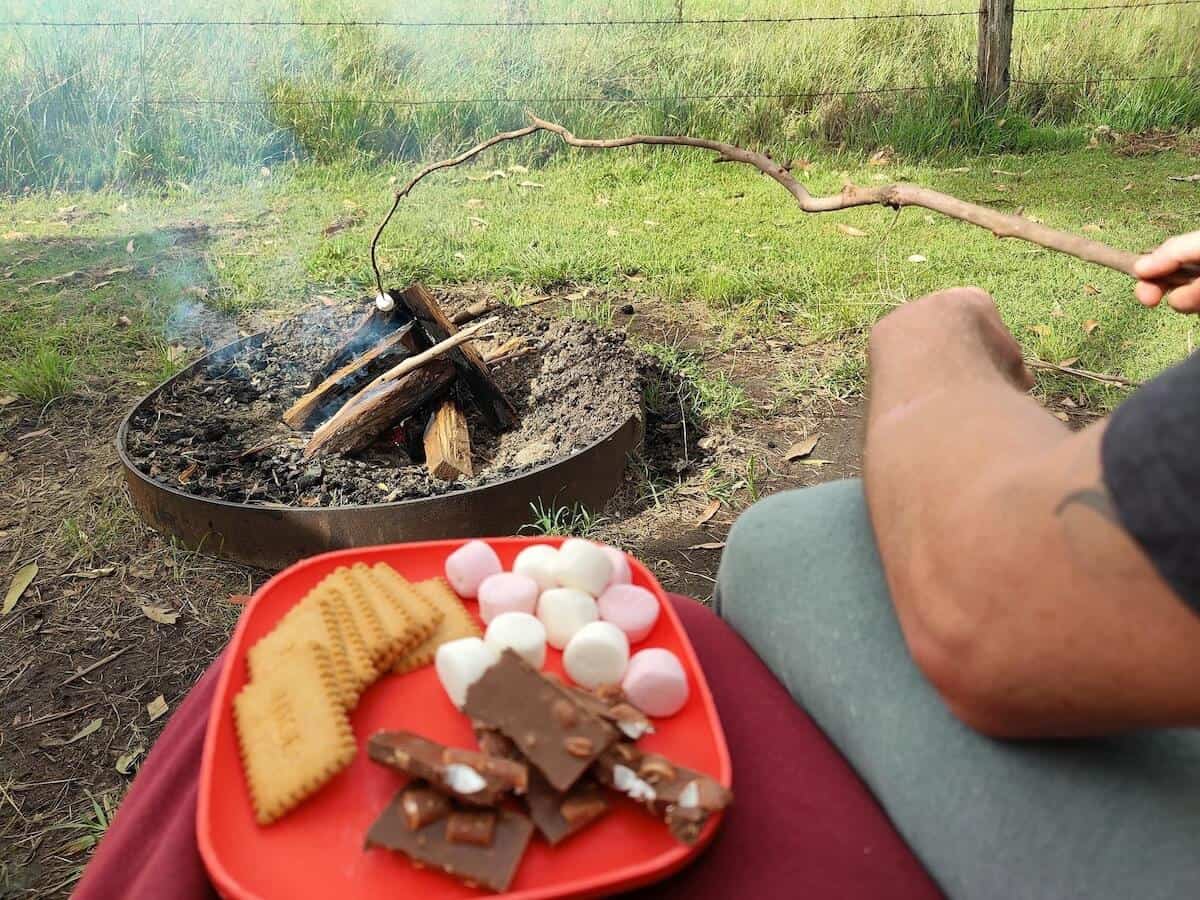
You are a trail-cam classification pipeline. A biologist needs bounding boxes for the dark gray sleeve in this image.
[1101,350,1200,614]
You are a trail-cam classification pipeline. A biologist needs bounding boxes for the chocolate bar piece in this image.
[367,785,534,893]
[594,745,732,844]
[400,784,452,829]
[368,730,527,806]
[463,650,617,792]
[446,809,498,847]
[563,684,655,740]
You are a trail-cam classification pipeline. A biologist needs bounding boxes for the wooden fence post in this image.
[976,0,1015,109]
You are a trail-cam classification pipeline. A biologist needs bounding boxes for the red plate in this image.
[198,537,731,899]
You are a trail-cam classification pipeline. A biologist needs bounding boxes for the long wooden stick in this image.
[366,316,496,389]
[370,113,1199,299]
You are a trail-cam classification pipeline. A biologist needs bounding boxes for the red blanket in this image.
[76,595,941,899]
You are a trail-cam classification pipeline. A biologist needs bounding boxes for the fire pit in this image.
[117,287,643,569]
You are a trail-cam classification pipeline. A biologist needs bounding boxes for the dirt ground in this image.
[0,278,871,894]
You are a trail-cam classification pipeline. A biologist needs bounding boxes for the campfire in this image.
[285,284,536,477]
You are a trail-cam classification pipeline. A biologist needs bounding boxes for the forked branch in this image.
[371,113,1198,299]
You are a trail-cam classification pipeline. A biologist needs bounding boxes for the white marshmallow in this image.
[512,544,559,592]
[435,637,499,709]
[375,292,395,311]
[599,545,633,589]
[484,611,547,669]
[536,587,598,650]
[563,620,630,689]
[553,538,613,597]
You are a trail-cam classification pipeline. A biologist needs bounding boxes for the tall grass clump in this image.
[1,0,1198,193]
[0,343,77,403]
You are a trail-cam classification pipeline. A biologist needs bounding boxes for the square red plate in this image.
[198,537,731,899]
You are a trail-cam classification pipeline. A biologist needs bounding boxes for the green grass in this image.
[2,140,1198,413]
[0,343,76,404]
[2,0,1199,192]
[522,500,607,537]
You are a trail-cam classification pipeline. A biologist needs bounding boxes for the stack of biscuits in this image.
[233,562,481,825]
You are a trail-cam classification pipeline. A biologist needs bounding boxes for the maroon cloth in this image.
[75,595,941,899]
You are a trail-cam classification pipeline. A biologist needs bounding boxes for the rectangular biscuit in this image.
[369,563,443,643]
[247,599,354,708]
[319,583,384,697]
[233,642,356,825]
[392,577,481,675]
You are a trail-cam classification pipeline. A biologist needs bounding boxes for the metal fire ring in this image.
[116,333,643,571]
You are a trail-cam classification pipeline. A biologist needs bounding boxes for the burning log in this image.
[304,318,496,458]
[283,322,416,429]
[423,397,473,481]
[307,298,418,389]
[394,284,517,431]
[304,358,457,458]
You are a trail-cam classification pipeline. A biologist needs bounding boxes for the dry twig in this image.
[370,113,1199,298]
[1025,357,1141,388]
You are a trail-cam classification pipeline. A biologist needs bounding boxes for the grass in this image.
[522,499,608,537]
[2,140,1198,414]
[2,1,1199,192]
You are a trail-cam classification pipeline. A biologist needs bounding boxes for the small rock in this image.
[620,303,635,315]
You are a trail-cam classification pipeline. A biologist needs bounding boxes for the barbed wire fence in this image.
[1,3,1197,120]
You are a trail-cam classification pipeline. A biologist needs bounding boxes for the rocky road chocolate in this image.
[400,784,452,830]
[462,650,617,792]
[473,722,610,845]
[446,809,498,847]
[595,746,732,844]
[367,730,526,806]
[367,785,534,893]
[563,684,655,740]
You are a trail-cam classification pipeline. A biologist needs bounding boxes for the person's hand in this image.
[869,286,1033,393]
[1133,231,1200,313]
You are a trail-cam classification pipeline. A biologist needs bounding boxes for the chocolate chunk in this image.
[594,745,732,844]
[563,684,655,740]
[400,784,452,830]
[445,809,498,847]
[367,787,534,893]
[368,730,527,806]
[463,650,616,792]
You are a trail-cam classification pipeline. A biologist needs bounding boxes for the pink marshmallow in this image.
[597,584,660,643]
[444,540,502,599]
[600,545,633,589]
[477,572,539,625]
[622,648,689,718]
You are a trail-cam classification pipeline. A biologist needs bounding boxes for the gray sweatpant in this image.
[716,479,1200,900]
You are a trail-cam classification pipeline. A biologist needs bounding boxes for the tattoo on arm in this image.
[1055,482,1141,577]
[1054,485,1119,523]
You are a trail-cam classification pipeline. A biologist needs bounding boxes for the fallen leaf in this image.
[0,394,16,406]
[128,560,158,579]
[3,563,37,615]
[1081,223,1103,233]
[1053,411,1070,422]
[1026,214,1043,224]
[686,542,727,550]
[465,198,485,209]
[146,695,169,722]
[868,146,894,166]
[116,746,146,775]
[1122,182,1134,191]
[166,343,187,363]
[785,435,820,461]
[508,164,530,174]
[104,266,132,276]
[1083,284,1100,295]
[907,254,927,263]
[3,230,30,240]
[1058,357,1080,368]
[943,166,970,174]
[486,169,509,179]
[453,252,467,262]
[994,183,1009,192]
[1028,323,1052,338]
[141,605,180,625]
[595,195,611,206]
[643,219,660,226]
[115,314,131,327]
[1083,319,1100,334]
[1050,302,1065,318]
[797,458,833,467]
[992,168,1020,177]
[1060,397,1078,409]
[607,227,620,237]
[468,216,489,229]
[126,239,135,254]
[789,158,813,172]
[517,180,543,189]
[227,594,253,605]
[92,280,112,291]
[836,224,868,238]
[259,166,271,178]
[19,429,49,441]
[695,499,721,526]
[1168,174,1200,182]
[177,462,197,484]
[42,717,103,748]
[0,451,10,465]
